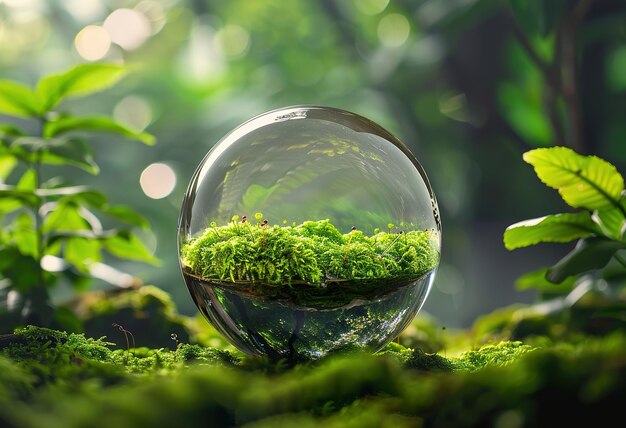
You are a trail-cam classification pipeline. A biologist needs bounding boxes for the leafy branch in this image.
[0,64,158,329]
[504,146,626,284]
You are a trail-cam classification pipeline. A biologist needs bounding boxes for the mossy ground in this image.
[2,314,625,428]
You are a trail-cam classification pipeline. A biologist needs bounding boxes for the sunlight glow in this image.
[74,25,111,61]
[140,163,176,199]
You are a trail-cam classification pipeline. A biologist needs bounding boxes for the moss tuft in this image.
[181,219,439,287]
[454,341,536,371]
[406,347,455,372]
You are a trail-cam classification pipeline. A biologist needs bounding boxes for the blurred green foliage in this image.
[0,0,625,328]
[0,64,158,333]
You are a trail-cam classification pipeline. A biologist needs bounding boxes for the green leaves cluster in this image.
[504,147,626,284]
[0,64,157,330]
[181,218,439,286]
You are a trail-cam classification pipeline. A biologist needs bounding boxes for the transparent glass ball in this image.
[178,106,441,361]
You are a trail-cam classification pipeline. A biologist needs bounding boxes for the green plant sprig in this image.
[181,218,439,287]
[0,64,158,329]
[504,146,626,285]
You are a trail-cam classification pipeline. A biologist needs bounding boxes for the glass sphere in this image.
[178,106,441,361]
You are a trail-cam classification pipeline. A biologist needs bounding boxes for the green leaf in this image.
[498,82,552,146]
[509,0,567,37]
[608,46,626,92]
[0,247,39,291]
[36,64,127,112]
[12,137,99,174]
[104,205,149,228]
[0,186,39,207]
[504,212,598,250]
[0,124,25,137]
[0,155,17,181]
[0,80,40,118]
[241,183,279,209]
[46,230,117,248]
[103,230,160,265]
[524,147,625,211]
[42,139,99,174]
[0,197,22,214]
[592,204,626,240]
[65,237,101,272]
[17,169,37,191]
[13,212,37,258]
[516,267,577,294]
[547,237,626,283]
[36,186,107,208]
[44,116,155,145]
[42,201,89,233]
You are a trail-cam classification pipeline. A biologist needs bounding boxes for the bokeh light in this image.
[103,8,151,50]
[41,255,67,273]
[62,0,104,23]
[1,0,43,10]
[354,0,389,15]
[74,25,111,61]
[178,21,224,84]
[136,1,167,35]
[140,163,176,199]
[113,96,153,131]
[214,24,250,58]
[377,13,410,48]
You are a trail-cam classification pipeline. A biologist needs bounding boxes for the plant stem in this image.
[560,0,594,153]
[25,116,52,326]
[614,253,626,270]
[35,118,46,292]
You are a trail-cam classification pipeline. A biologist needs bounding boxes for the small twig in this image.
[560,0,594,153]
[112,323,135,355]
[210,221,221,239]
[170,333,180,348]
[261,219,268,250]
[509,19,568,132]
[242,216,255,241]
[510,23,552,78]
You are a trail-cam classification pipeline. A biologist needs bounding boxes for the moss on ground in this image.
[2,325,626,427]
